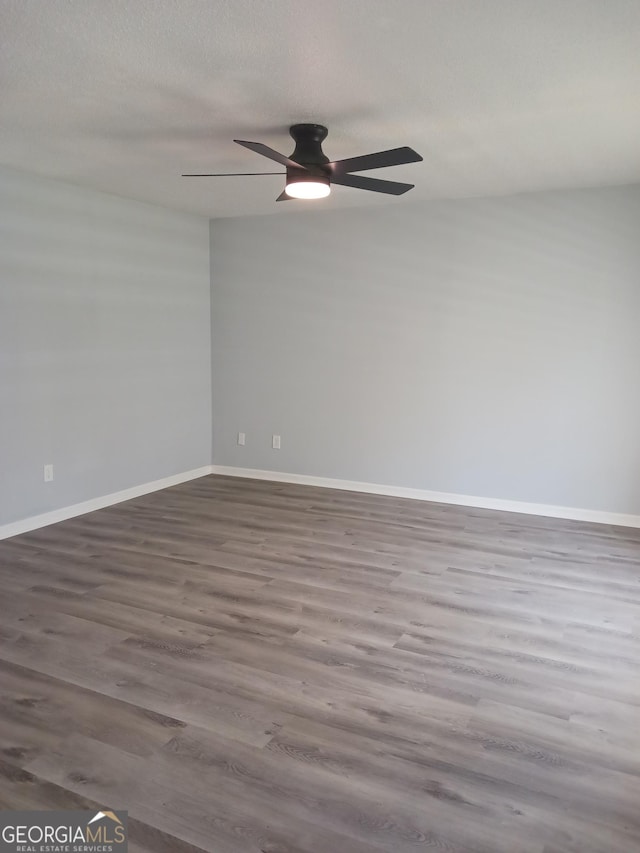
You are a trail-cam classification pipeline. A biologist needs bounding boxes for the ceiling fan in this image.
[182,124,422,201]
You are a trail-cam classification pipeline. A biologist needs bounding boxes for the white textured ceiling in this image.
[2,0,640,218]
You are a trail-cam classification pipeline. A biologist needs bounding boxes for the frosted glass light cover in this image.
[285,181,331,199]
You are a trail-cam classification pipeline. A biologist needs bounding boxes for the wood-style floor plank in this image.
[1,474,640,852]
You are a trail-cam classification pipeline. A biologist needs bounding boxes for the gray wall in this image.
[1,166,211,525]
[210,186,640,514]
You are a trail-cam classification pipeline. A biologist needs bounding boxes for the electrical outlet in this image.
[44,464,54,482]
[237,432,246,446]
[272,434,281,450]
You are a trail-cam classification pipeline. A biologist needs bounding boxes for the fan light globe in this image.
[285,181,331,199]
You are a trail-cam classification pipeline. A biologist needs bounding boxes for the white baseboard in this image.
[0,466,214,540]
[4,463,639,539]
[210,465,640,529]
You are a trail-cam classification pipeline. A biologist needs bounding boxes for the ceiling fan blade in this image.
[276,190,292,201]
[182,172,284,177]
[331,173,414,195]
[328,146,422,175]
[234,140,307,170]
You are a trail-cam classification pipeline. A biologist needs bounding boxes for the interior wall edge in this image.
[210,465,640,530]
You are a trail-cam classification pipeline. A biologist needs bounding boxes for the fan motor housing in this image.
[289,124,330,168]
[286,164,329,182]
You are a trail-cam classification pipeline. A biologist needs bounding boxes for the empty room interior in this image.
[2,2,640,851]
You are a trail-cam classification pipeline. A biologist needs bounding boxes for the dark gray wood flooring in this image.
[1,474,640,852]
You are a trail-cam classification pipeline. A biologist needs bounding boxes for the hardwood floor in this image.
[1,474,640,852]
